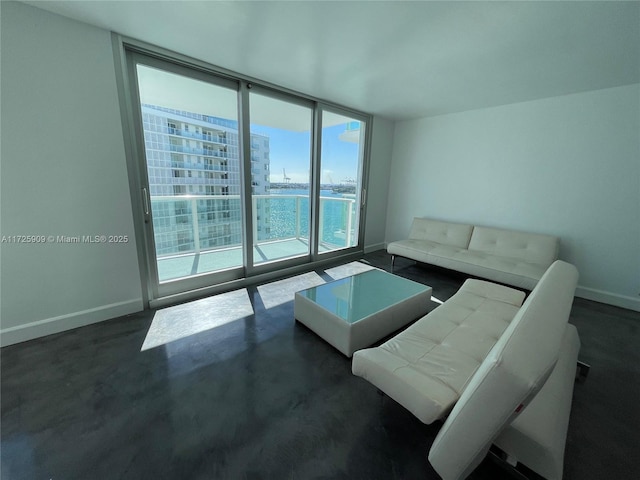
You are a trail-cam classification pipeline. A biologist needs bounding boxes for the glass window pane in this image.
[135,64,242,282]
[319,111,365,252]
[249,93,312,265]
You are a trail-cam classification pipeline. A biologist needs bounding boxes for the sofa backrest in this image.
[468,226,559,266]
[408,218,474,249]
[428,260,578,480]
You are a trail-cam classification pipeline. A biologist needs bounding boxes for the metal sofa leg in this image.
[391,254,396,272]
[576,360,590,383]
[487,449,533,480]
[487,446,548,479]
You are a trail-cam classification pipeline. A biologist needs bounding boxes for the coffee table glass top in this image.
[296,269,430,324]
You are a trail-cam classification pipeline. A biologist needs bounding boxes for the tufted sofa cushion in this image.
[468,226,560,267]
[388,218,560,290]
[409,218,474,249]
[428,260,579,480]
[352,278,525,424]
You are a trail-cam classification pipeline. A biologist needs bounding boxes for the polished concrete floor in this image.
[2,251,639,479]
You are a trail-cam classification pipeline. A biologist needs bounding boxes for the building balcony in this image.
[168,144,228,159]
[167,127,228,145]
[151,194,357,282]
[169,178,231,186]
[338,121,362,143]
[171,160,228,172]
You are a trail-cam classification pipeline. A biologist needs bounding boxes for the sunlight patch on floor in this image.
[141,288,254,351]
[324,261,377,280]
[257,271,326,310]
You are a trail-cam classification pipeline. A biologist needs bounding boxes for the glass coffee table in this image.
[294,269,433,357]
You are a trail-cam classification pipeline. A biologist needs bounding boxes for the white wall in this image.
[0,2,395,346]
[387,84,640,310]
[364,116,394,252]
[0,2,144,345]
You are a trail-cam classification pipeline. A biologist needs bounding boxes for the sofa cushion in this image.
[388,239,465,263]
[352,278,525,424]
[428,260,579,480]
[455,250,549,290]
[388,239,548,290]
[468,226,559,267]
[408,218,474,249]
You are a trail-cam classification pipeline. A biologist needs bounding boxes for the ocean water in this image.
[263,189,355,247]
[151,188,357,257]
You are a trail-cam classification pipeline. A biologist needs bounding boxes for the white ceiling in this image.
[25,0,640,120]
[136,64,352,131]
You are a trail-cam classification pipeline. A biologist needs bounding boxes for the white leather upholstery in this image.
[388,218,560,290]
[352,279,525,424]
[388,239,548,290]
[409,218,474,249]
[468,226,560,267]
[494,324,580,480]
[428,261,579,480]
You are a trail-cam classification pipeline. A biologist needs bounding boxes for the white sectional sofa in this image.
[352,260,582,480]
[388,217,560,290]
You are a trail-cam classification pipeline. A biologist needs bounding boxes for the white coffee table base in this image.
[294,271,432,357]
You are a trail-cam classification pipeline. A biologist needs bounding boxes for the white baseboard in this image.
[0,298,144,347]
[364,242,386,254]
[4,283,633,349]
[575,286,640,312]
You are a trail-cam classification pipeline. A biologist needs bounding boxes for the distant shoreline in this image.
[270,182,356,194]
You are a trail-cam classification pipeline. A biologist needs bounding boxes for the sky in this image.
[250,123,361,185]
[137,64,362,186]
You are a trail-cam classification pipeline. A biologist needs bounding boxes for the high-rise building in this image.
[141,104,270,256]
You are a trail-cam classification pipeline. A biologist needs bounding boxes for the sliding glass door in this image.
[249,90,313,266]
[133,59,245,292]
[124,48,370,302]
[318,109,367,254]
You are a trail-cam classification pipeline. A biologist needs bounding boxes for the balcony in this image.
[167,127,228,145]
[151,194,357,282]
[168,144,228,158]
[171,160,228,172]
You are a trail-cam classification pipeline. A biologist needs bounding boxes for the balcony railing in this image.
[167,127,228,145]
[150,194,356,259]
[168,144,228,158]
[171,161,228,172]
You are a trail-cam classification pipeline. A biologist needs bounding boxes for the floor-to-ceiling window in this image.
[249,90,313,266]
[121,45,370,303]
[134,62,244,286]
[319,110,367,253]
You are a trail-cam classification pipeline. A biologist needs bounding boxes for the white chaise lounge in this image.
[388,217,560,290]
[352,261,582,479]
